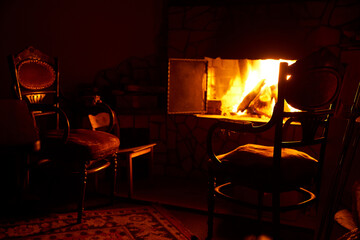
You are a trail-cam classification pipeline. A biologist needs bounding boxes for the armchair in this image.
[206,48,344,239]
[8,46,120,223]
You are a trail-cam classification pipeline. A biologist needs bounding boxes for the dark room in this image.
[1,0,360,239]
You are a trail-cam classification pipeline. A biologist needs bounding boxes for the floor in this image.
[0,166,347,240]
[115,175,317,240]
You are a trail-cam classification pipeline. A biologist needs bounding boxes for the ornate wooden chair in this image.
[8,46,120,223]
[84,95,157,198]
[206,49,344,239]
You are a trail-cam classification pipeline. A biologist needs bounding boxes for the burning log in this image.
[247,85,277,118]
[236,79,266,113]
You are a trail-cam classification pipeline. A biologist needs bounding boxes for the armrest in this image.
[28,104,70,144]
[206,118,275,165]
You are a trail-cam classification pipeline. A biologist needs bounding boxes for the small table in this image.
[117,143,157,198]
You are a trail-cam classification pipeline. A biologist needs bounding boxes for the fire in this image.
[206,58,296,119]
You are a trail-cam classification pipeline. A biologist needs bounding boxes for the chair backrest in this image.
[275,49,343,145]
[272,48,344,187]
[88,113,111,130]
[9,46,59,106]
[9,46,65,135]
[83,95,119,137]
[281,48,343,112]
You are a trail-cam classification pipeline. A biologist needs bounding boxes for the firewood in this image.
[246,85,276,118]
[237,79,266,113]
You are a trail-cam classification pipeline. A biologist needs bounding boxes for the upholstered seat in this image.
[45,129,120,161]
[213,143,318,192]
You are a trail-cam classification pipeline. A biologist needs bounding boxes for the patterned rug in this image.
[0,206,197,240]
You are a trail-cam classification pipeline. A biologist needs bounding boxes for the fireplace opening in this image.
[168,57,297,120]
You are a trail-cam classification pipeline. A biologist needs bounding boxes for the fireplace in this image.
[91,0,360,206]
[167,1,360,118]
[111,0,359,230]
[168,57,297,120]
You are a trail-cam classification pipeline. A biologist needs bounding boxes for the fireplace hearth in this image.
[168,57,297,120]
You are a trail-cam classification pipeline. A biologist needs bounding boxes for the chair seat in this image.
[44,129,120,168]
[212,143,318,192]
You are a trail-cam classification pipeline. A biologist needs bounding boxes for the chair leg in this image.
[111,153,118,204]
[24,154,31,191]
[94,175,99,192]
[148,148,154,179]
[207,174,215,240]
[257,191,264,235]
[127,154,133,198]
[78,167,87,224]
[272,191,281,240]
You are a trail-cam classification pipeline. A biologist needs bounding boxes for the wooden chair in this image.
[85,95,157,198]
[8,46,120,223]
[206,48,345,239]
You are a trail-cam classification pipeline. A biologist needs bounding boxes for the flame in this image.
[207,58,296,119]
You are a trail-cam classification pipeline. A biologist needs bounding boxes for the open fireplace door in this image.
[168,59,207,114]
